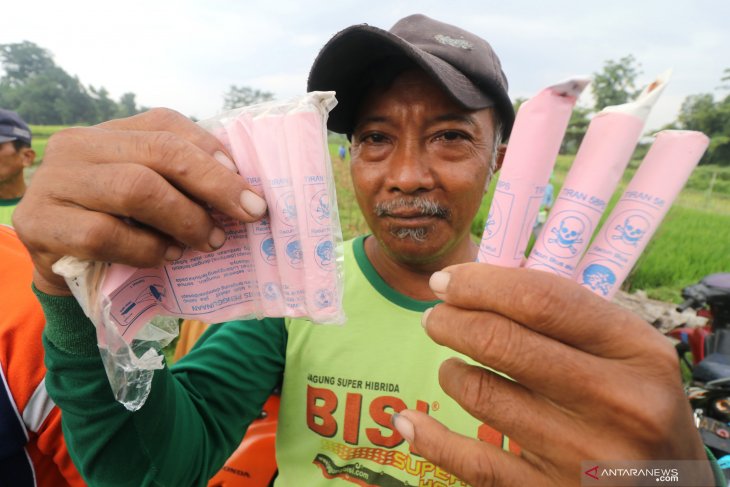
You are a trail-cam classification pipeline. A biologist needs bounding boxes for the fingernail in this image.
[392,413,414,443]
[240,190,267,218]
[164,245,184,261]
[209,227,227,250]
[214,151,237,172]
[429,271,451,299]
[421,307,432,329]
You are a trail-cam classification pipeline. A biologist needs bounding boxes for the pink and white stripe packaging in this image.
[477,77,590,267]
[575,130,709,300]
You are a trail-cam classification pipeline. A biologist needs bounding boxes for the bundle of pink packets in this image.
[98,92,345,347]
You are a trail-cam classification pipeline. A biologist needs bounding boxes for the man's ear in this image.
[494,143,507,172]
[21,148,36,168]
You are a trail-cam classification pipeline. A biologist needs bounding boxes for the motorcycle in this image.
[667,273,730,459]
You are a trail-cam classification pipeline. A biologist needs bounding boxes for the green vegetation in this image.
[1,41,146,125]
[328,135,370,238]
[628,206,730,301]
[28,124,64,164]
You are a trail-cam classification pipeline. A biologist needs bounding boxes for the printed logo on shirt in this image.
[304,374,520,486]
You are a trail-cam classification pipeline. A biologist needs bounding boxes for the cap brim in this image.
[0,135,17,144]
[308,25,495,135]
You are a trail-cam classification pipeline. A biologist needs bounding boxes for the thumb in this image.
[392,410,533,487]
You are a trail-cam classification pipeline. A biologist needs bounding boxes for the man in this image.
[338,144,346,162]
[0,225,85,486]
[13,14,721,487]
[0,109,35,226]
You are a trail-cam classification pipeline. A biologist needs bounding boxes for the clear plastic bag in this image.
[53,92,344,411]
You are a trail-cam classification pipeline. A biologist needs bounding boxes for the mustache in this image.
[374,198,450,219]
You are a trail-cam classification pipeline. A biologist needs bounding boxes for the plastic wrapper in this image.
[525,71,670,276]
[574,130,709,300]
[52,92,344,411]
[477,77,590,267]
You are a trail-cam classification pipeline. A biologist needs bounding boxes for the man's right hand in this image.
[13,108,268,296]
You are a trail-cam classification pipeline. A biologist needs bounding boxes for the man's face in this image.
[350,69,496,266]
[0,141,33,184]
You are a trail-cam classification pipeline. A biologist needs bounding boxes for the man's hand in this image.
[392,263,713,486]
[13,108,267,296]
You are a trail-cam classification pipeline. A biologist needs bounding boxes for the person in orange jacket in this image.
[0,224,85,486]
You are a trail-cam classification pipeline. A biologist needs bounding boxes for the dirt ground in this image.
[613,290,708,333]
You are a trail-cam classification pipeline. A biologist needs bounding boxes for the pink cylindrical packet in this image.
[477,77,590,267]
[226,115,284,318]
[526,71,670,277]
[251,113,308,318]
[575,130,710,300]
[205,123,260,317]
[284,104,344,324]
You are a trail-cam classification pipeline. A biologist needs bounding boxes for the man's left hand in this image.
[393,263,713,486]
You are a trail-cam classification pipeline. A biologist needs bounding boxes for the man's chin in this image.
[378,226,447,263]
[389,226,430,243]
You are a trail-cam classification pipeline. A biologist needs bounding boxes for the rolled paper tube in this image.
[526,71,671,277]
[477,77,590,267]
[250,113,308,318]
[575,130,709,300]
[200,123,259,318]
[227,115,286,318]
[284,108,343,323]
[228,115,287,318]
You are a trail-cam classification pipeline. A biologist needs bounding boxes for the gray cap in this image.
[308,14,514,139]
[0,109,31,145]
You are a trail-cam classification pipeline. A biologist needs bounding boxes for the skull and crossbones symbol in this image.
[548,216,585,255]
[315,193,330,221]
[611,214,649,247]
[484,209,497,237]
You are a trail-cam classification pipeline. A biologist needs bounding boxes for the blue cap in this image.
[0,109,31,145]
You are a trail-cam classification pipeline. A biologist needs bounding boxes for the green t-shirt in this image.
[0,197,21,226]
[275,236,514,486]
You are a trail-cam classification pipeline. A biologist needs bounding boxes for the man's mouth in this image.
[374,197,450,220]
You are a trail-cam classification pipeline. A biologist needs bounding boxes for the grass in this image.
[328,135,369,239]
[26,125,730,303]
[627,206,730,301]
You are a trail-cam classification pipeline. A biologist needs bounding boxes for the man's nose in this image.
[385,138,435,194]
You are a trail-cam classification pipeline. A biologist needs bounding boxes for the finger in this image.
[97,108,228,159]
[424,304,608,404]
[16,203,176,271]
[51,125,267,222]
[392,410,539,487]
[62,162,225,252]
[436,357,589,456]
[99,109,239,173]
[428,263,657,357]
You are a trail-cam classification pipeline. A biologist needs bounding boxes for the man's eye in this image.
[437,131,468,141]
[362,133,387,143]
